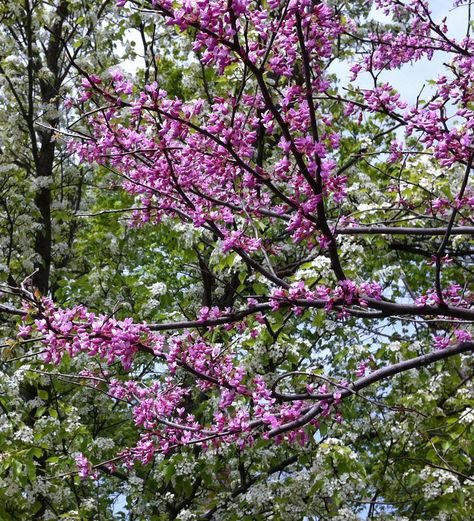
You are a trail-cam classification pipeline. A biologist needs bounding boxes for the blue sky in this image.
[329,0,470,104]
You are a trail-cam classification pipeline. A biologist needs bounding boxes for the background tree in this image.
[1,1,474,520]
[0,1,155,518]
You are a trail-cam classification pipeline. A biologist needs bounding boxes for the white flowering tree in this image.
[0,0,147,518]
[1,0,474,520]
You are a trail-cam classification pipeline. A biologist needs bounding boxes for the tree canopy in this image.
[0,0,473,520]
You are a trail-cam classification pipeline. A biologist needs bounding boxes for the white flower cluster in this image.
[244,334,311,373]
[335,425,361,444]
[150,281,168,296]
[172,221,200,249]
[12,425,34,444]
[176,509,197,521]
[32,416,61,445]
[294,255,332,281]
[164,491,174,502]
[271,473,312,520]
[460,351,474,375]
[81,498,98,512]
[349,343,369,356]
[0,478,19,497]
[460,410,474,425]
[59,415,82,435]
[456,386,474,400]
[330,508,362,521]
[420,466,460,500]
[305,438,364,512]
[32,175,54,190]
[452,233,471,249]
[129,475,144,487]
[174,458,197,477]
[44,510,78,521]
[91,436,115,456]
[241,481,276,516]
[386,341,402,353]
[143,297,161,314]
[340,235,364,259]
[25,396,45,410]
[0,366,31,398]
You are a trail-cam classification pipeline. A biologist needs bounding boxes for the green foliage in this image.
[0,1,473,520]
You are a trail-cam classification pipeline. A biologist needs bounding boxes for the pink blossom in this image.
[17,325,32,339]
[75,453,98,480]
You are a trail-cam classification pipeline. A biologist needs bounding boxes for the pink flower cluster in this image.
[429,190,474,219]
[349,0,474,168]
[415,284,473,308]
[434,328,472,350]
[269,280,383,315]
[24,297,347,474]
[75,453,98,480]
[30,298,158,369]
[69,0,358,255]
[53,0,474,478]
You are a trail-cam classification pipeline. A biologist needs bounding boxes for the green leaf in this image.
[37,389,49,400]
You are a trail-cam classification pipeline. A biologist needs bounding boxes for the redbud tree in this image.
[6,0,474,508]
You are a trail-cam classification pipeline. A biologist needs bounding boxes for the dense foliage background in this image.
[0,1,473,520]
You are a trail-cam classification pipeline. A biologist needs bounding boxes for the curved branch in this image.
[335,226,474,236]
[267,341,473,436]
